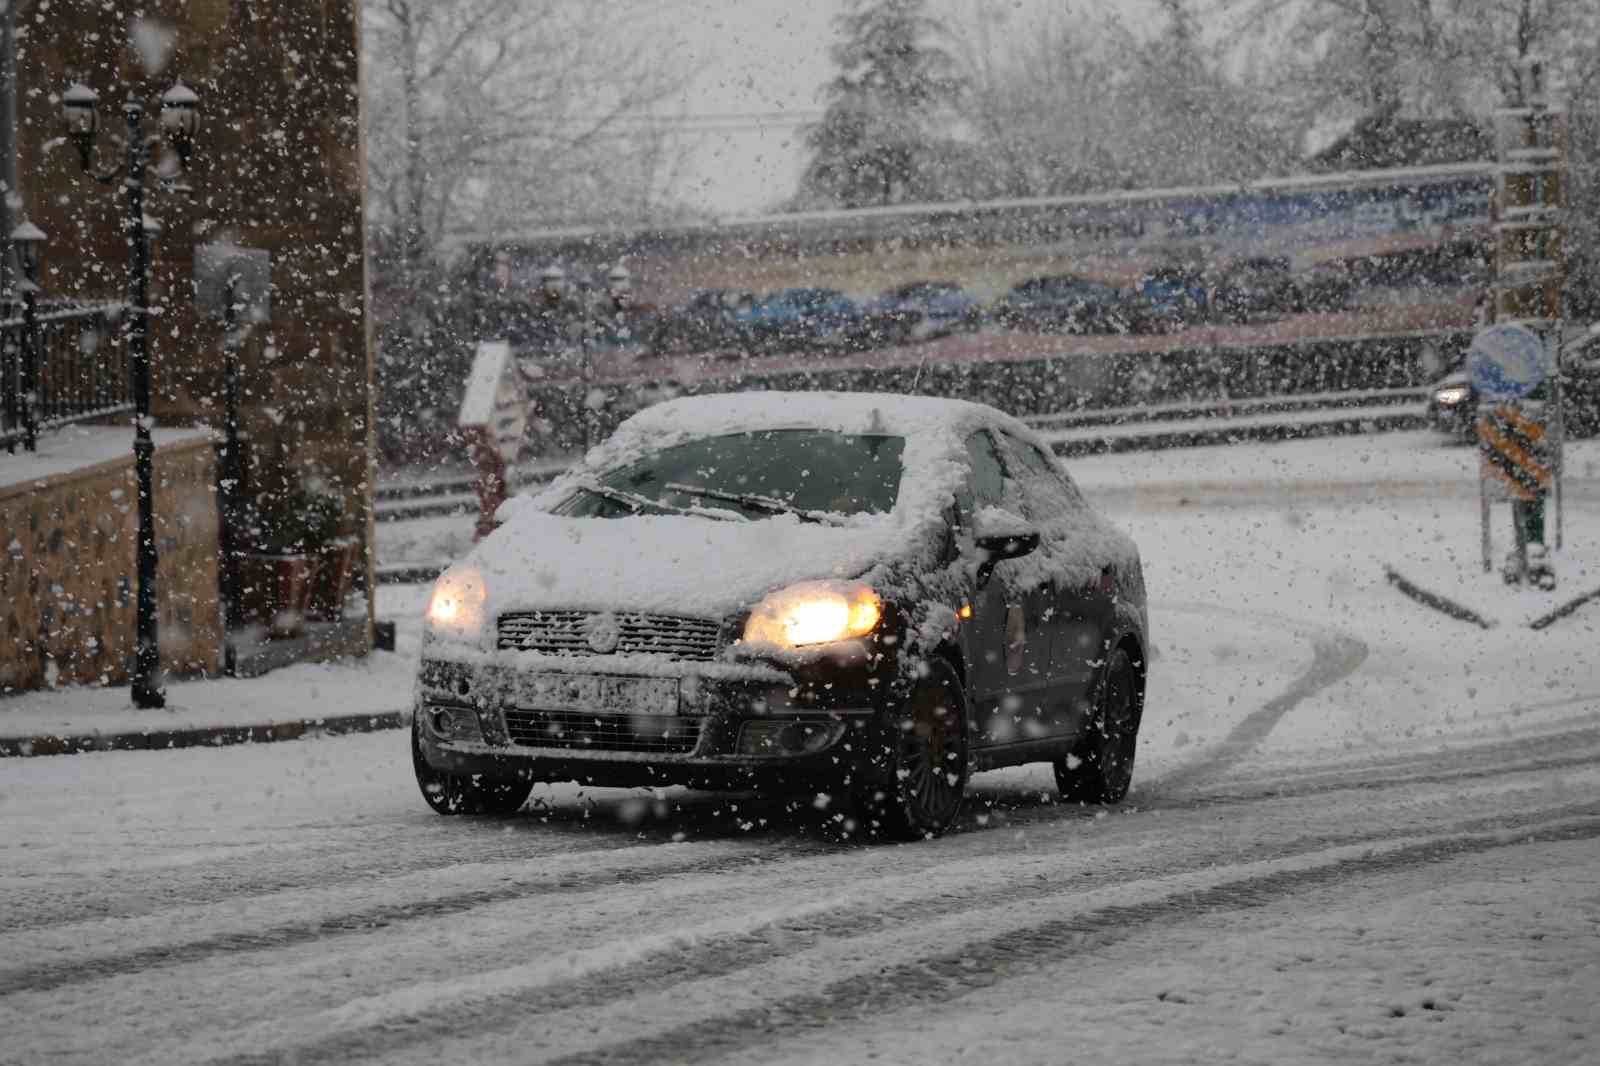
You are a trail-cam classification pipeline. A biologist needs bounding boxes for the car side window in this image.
[957,430,1007,522]
[998,432,1086,519]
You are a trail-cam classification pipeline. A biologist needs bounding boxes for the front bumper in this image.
[413,654,894,791]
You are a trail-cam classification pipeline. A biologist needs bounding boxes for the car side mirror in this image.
[975,531,1041,560]
[971,508,1039,588]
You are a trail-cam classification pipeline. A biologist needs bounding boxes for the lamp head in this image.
[62,83,100,171]
[9,219,46,279]
[160,82,201,170]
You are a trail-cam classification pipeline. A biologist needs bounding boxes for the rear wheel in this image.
[1055,647,1141,804]
[412,726,532,815]
[863,658,969,840]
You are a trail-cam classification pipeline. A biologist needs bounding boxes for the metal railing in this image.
[2,298,129,453]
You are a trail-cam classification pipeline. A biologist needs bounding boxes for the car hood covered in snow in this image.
[468,510,909,619]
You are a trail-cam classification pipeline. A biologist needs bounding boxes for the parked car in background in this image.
[1134,266,1209,333]
[1425,368,1476,441]
[1298,261,1357,313]
[649,289,754,356]
[736,287,868,352]
[413,391,1150,839]
[864,281,984,345]
[1210,256,1303,323]
[992,275,1143,336]
[1426,331,1600,442]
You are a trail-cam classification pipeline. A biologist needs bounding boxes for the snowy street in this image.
[4,432,1599,1065]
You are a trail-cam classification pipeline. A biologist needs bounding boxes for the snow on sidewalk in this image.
[0,586,430,750]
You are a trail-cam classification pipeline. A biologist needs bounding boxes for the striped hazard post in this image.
[1477,403,1552,502]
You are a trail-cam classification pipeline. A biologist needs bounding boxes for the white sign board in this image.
[458,340,527,461]
[1467,323,1550,402]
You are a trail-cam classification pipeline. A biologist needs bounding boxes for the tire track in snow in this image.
[1149,602,1369,795]
[0,810,765,934]
[175,796,1600,1066]
[529,813,1600,1066]
[972,735,1600,833]
[13,717,1599,1001]
[0,843,799,998]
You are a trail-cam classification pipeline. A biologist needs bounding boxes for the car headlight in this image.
[1435,385,1471,406]
[742,580,882,649]
[426,566,487,643]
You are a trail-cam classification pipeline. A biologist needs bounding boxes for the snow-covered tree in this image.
[1228,0,1600,155]
[949,1,1289,196]
[799,0,968,207]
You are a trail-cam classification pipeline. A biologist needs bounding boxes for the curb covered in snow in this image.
[0,710,407,759]
[1384,566,1600,632]
[1383,566,1496,630]
[1530,584,1600,631]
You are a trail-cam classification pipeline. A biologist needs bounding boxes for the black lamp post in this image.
[6,219,44,455]
[62,80,201,710]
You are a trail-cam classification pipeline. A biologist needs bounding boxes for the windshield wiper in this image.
[575,481,743,521]
[663,482,841,525]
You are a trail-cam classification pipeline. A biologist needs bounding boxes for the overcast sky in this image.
[664,0,1162,218]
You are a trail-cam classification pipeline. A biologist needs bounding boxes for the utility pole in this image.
[1476,58,1566,588]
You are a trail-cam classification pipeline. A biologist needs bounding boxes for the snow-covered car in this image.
[992,275,1144,335]
[1134,266,1209,333]
[865,280,984,344]
[412,392,1150,839]
[733,287,868,351]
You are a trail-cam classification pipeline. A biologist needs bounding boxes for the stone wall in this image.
[0,436,222,693]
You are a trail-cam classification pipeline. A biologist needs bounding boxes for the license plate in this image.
[519,674,680,716]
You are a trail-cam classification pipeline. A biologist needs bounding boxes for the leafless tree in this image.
[363,0,693,274]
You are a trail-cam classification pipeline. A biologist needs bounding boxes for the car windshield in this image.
[556,430,906,520]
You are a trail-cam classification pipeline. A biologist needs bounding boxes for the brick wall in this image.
[0,436,222,693]
[16,0,377,654]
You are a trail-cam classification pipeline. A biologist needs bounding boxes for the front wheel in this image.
[1055,647,1141,804]
[412,726,532,815]
[861,658,970,840]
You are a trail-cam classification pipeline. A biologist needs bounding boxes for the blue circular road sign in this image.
[1468,323,1549,401]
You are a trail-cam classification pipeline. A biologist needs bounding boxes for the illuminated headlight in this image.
[426,566,487,643]
[742,580,882,649]
[1435,385,1471,406]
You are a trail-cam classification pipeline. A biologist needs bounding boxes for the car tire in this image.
[863,657,970,840]
[412,725,532,816]
[1055,646,1141,805]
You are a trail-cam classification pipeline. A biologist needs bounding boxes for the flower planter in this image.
[240,552,316,639]
[309,537,360,622]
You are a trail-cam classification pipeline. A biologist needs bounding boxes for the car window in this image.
[955,429,1008,524]
[998,431,1089,519]
[557,430,906,519]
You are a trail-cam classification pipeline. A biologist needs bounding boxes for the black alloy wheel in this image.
[412,725,533,815]
[869,657,970,840]
[1055,646,1141,805]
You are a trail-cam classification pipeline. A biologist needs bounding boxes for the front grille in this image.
[503,709,704,754]
[497,610,721,660]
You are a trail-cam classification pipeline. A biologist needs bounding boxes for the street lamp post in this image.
[62,81,200,710]
[6,219,44,455]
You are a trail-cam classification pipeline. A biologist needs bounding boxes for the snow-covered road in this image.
[3,432,1598,1065]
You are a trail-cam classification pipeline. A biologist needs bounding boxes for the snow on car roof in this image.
[616,390,1020,440]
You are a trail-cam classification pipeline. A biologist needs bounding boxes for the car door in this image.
[996,432,1117,739]
[949,430,1055,748]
